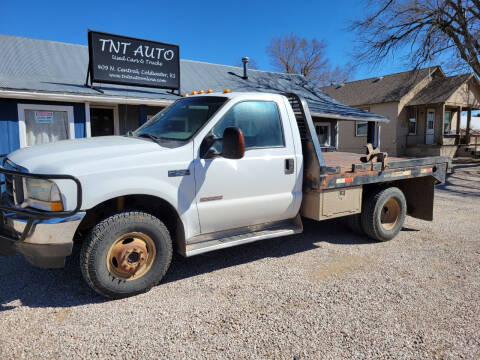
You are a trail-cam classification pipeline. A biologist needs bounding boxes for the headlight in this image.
[24,178,64,211]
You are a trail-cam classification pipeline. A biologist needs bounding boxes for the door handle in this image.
[285,158,294,174]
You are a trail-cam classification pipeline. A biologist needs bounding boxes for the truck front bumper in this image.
[0,212,86,268]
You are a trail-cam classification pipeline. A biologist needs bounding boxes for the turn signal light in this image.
[206,89,213,93]
[223,88,231,93]
[49,201,64,212]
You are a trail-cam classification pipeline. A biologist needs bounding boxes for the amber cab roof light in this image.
[223,88,231,93]
[206,89,213,93]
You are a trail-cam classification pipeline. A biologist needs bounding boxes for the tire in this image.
[80,211,172,299]
[346,213,364,235]
[361,187,406,242]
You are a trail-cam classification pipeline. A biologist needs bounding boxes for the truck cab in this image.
[0,91,449,298]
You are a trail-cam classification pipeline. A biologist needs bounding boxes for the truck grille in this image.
[3,160,25,206]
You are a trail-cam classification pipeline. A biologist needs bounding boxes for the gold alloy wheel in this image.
[106,232,156,281]
[380,198,401,231]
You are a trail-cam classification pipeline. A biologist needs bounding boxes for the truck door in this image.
[193,99,301,234]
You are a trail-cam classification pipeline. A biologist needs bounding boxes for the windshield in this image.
[134,96,228,140]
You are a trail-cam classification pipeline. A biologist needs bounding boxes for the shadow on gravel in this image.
[162,218,378,285]
[0,244,106,311]
[437,164,480,198]
[0,218,380,309]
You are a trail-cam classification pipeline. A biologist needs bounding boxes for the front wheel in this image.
[361,187,407,242]
[80,211,172,299]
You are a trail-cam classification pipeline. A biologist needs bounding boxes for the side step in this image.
[185,219,303,257]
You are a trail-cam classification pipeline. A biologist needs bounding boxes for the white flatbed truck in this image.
[0,92,449,298]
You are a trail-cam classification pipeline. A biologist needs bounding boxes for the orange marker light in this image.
[198,90,204,94]
[49,202,64,212]
[191,90,197,95]
[182,93,189,97]
[206,89,213,93]
[223,88,231,93]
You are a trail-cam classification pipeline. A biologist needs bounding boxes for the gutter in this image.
[310,111,389,123]
[0,89,173,106]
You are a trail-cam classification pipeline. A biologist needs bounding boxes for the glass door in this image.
[90,108,115,137]
[426,109,435,144]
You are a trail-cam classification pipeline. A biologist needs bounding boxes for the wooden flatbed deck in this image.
[322,151,405,172]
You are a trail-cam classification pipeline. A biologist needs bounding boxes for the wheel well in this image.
[76,195,186,252]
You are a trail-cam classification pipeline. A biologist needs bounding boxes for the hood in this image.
[7,136,166,174]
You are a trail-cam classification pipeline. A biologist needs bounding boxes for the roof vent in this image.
[374,76,384,82]
[242,57,249,80]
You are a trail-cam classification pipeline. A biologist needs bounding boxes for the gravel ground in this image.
[1,163,479,359]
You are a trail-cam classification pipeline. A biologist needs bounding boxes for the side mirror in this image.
[222,127,245,159]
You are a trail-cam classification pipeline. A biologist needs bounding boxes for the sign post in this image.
[86,30,180,93]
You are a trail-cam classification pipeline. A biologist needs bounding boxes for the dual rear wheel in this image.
[347,186,407,241]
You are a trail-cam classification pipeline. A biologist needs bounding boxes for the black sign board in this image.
[87,30,180,90]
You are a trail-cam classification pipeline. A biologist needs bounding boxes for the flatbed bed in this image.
[320,151,449,188]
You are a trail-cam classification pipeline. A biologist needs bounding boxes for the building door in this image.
[90,107,115,136]
[426,109,435,144]
[315,122,331,147]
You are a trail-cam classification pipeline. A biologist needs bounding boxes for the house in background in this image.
[322,66,480,158]
[0,34,386,156]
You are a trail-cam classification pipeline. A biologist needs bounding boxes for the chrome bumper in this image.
[0,212,86,268]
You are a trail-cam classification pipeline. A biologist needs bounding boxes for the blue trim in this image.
[0,98,20,155]
[139,105,147,125]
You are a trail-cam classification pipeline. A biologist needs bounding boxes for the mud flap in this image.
[397,176,435,221]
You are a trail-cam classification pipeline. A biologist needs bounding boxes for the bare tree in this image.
[266,33,353,86]
[352,0,480,77]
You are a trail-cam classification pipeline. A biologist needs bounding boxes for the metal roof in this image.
[0,34,387,122]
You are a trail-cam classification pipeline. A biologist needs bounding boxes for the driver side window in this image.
[212,101,284,153]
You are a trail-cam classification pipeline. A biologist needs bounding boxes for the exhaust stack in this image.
[242,57,249,79]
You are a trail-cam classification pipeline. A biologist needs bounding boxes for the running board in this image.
[185,220,303,257]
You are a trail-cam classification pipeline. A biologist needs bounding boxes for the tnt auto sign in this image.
[87,30,180,90]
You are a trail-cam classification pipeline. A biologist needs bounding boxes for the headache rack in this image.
[284,93,340,180]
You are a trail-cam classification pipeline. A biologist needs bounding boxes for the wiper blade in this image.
[137,133,161,141]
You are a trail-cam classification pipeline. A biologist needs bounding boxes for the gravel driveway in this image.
[1,164,479,359]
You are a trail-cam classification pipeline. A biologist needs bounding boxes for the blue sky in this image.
[0,0,431,81]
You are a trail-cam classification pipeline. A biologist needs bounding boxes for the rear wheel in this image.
[80,211,172,299]
[361,187,406,242]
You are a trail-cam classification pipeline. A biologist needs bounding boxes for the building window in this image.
[17,104,75,148]
[444,111,452,134]
[355,121,368,136]
[315,122,331,146]
[408,118,417,135]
